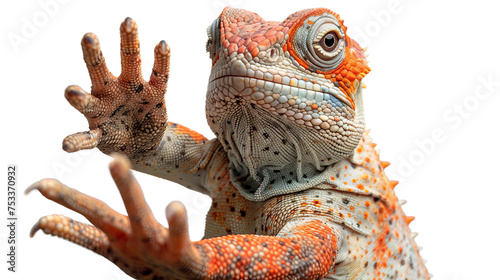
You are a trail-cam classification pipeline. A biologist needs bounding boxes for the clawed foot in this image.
[27,154,196,279]
[63,18,170,159]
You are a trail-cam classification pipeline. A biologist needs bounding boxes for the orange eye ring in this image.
[284,9,370,110]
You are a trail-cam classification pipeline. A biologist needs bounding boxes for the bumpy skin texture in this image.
[28,7,430,280]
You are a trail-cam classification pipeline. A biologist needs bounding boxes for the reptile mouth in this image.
[208,61,355,110]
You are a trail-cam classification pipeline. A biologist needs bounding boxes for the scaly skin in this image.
[28,7,429,279]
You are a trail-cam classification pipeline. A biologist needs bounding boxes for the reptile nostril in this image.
[267,48,279,61]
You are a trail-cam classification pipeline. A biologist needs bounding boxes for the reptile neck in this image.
[213,102,362,201]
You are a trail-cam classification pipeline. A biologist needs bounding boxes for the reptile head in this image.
[205,7,370,199]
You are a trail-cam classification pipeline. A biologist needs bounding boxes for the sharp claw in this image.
[154,40,170,63]
[159,40,169,55]
[28,176,132,245]
[82,33,97,48]
[124,17,133,33]
[62,142,72,152]
[30,214,111,254]
[25,182,38,195]
[28,175,131,239]
[63,129,102,152]
[29,220,41,238]
[65,86,86,97]
[81,33,103,62]
[120,17,139,42]
[65,85,97,112]
[25,178,62,196]
[26,181,58,239]
[150,40,170,88]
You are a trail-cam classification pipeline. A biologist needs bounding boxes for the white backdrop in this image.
[1,0,499,279]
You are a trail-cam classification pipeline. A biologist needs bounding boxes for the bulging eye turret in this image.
[206,18,221,60]
[292,14,346,71]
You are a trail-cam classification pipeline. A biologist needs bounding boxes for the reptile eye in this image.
[292,15,345,70]
[206,18,221,60]
[319,31,338,52]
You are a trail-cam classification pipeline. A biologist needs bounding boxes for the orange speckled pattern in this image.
[28,7,429,280]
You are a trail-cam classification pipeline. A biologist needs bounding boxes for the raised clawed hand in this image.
[63,17,170,159]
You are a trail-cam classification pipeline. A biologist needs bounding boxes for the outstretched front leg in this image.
[27,154,198,279]
[28,155,339,279]
[63,18,215,193]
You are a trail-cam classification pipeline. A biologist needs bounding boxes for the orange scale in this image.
[228,43,238,54]
[347,72,357,80]
[264,29,277,37]
[228,35,240,44]
[241,16,251,23]
[237,45,246,53]
[268,36,277,45]
[253,35,265,42]
[222,40,230,48]
[244,37,253,45]
[260,27,272,35]
[247,41,258,52]
[242,26,254,34]
[258,39,271,50]
[251,48,259,57]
